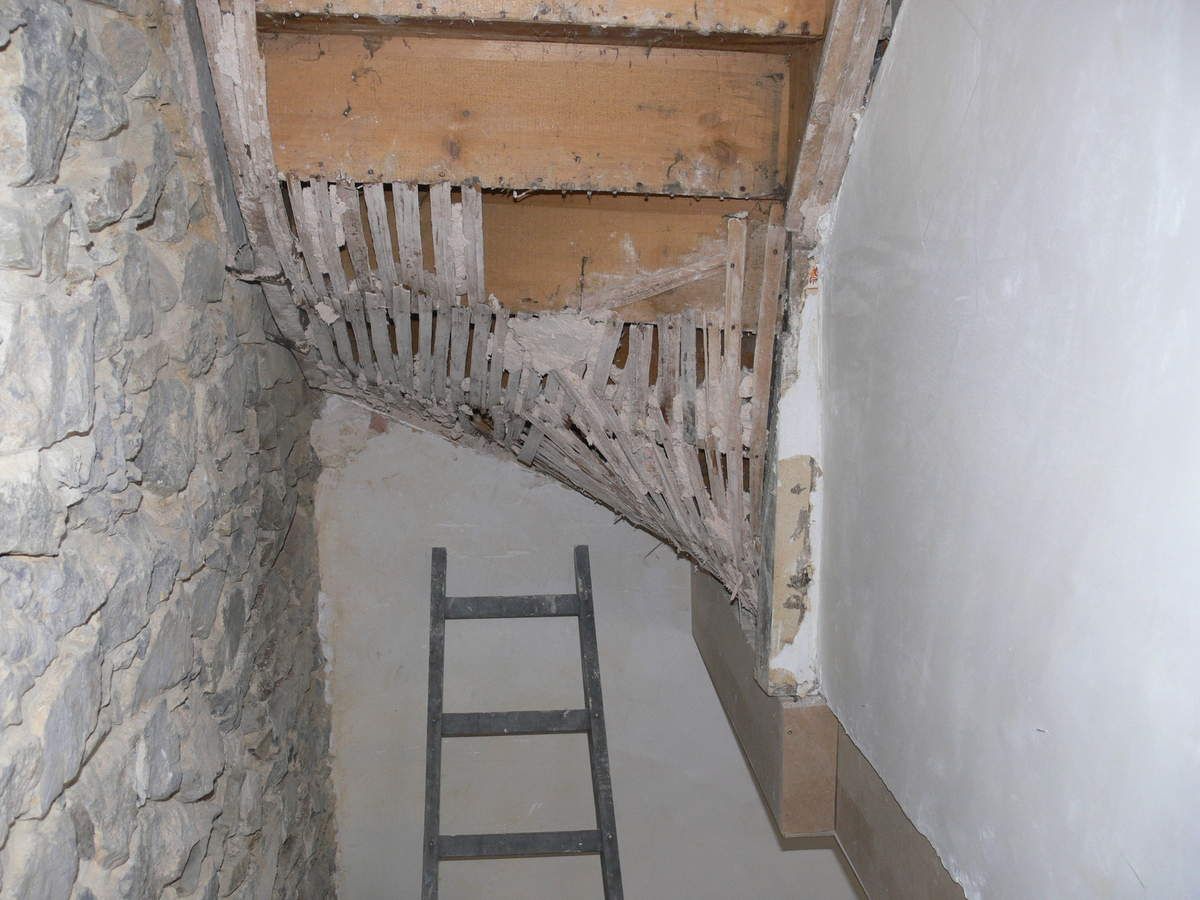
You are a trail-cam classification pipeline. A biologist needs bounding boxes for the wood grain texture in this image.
[263,31,791,197]
[785,0,887,239]
[256,0,831,39]
[479,193,778,323]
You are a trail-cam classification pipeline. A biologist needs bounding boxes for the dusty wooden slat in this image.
[335,182,384,383]
[727,444,746,593]
[680,310,698,443]
[657,315,680,423]
[365,291,398,382]
[493,350,523,443]
[484,310,508,411]
[460,184,486,306]
[632,324,653,422]
[432,295,452,403]
[645,411,702,552]
[416,292,434,397]
[723,215,749,453]
[448,304,471,407]
[337,182,376,294]
[311,179,350,295]
[263,33,791,198]
[587,322,625,395]
[705,433,729,555]
[558,371,649,499]
[363,181,399,294]
[329,314,359,378]
[263,178,311,297]
[258,0,831,38]
[391,285,415,393]
[467,304,492,408]
[392,182,425,291]
[306,313,339,369]
[749,205,787,518]
[429,182,458,305]
[619,325,644,422]
[785,0,889,241]
[703,313,722,449]
[290,178,333,308]
[518,374,560,465]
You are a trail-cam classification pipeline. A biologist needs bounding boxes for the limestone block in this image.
[135,376,196,494]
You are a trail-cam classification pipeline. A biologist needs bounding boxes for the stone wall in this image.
[0,0,335,896]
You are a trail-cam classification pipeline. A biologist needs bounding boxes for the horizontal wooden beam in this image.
[262,31,792,197]
[257,0,831,39]
[257,14,823,53]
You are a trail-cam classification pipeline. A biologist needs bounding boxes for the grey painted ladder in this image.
[421,545,624,899]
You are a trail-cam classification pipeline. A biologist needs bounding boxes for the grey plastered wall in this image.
[0,1,333,895]
[312,395,860,900]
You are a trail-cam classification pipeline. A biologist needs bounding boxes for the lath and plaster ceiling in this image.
[195,0,870,607]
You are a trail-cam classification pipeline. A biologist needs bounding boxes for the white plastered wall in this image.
[817,0,1200,897]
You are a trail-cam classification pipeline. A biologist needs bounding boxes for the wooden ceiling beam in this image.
[262,31,793,198]
[784,0,887,243]
[256,0,832,40]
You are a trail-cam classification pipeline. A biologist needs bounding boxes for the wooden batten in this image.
[261,31,792,198]
[785,0,888,240]
[257,0,831,41]
[692,568,837,837]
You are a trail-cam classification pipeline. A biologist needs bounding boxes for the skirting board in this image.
[835,732,965,899]
[691,568,838,836]
[692,567,964,897]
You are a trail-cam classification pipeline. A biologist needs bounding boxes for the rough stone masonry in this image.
[0,0,335,896]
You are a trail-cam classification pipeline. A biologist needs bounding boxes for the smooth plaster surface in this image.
[313,396,859,899]
[818,0,1200,897]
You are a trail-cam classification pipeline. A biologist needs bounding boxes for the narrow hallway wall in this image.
[0,2,334,894]
[817,0,1200,897]
[313,395,859,900]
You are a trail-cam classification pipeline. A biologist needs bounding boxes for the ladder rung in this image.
[442,709,591,737]
[439,830,602,859]
[444,593,579,619]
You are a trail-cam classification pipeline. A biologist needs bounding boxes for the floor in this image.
[312,395,862,899]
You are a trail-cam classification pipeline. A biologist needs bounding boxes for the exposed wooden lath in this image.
[197,0,786,604]
[285,179,784,602]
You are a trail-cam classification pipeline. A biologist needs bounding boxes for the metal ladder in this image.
[422,545,624,899]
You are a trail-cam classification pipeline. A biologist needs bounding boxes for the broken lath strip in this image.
[196,0,785,606]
